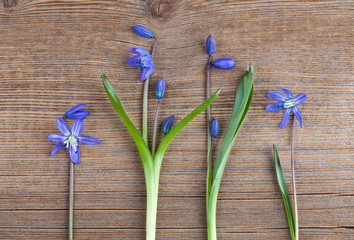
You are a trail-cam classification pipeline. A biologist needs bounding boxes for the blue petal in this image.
[140,64,154,81]
[135,48,150,56]
[72,119,84,136]
[293,106,303,127]
[65,110,90,120]
[155,77,166,99]
[279,108,291,129]
[56,118,71,136]
[277,87,293,98]
[70,144,80,164]
[47,133,66,143]
[206,35,215,55]
[212,58,235,69]
[132,25,154,38]
[210,118,219,138]
[66,103,86,114]
[267,92,287,101]
[129,47,139,54]
[78,136,102,145]
[49,142,65,157]
[162,115,175,135]
[127,55,140,67]
[266,102,284,112]
[294,93,307,105]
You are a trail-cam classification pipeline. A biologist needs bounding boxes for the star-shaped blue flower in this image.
[127,47,154,81]
[266,88,307,129]
[47,118,101,164]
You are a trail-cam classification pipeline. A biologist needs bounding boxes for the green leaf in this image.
[273,144,296,240]
[101,74,153,169]
[212,64,253,183]
[154,88,221,179]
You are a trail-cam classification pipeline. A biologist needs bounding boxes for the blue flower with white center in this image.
[65,103,90,119]
[266,87,307,129]
[132,25,155,38]
[47,118,101,164]
[127,47,154,81]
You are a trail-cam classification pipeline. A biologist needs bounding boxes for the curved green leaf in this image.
[273,144,296,240]
[154,88,221,179]
[102,74,153,169]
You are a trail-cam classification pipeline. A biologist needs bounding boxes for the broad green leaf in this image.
[212,64,253,182]
[273,144,296,240]
[154,88,221,179]
[102,74,153,170]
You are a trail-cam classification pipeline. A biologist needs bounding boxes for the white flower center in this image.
[285,99,295,108]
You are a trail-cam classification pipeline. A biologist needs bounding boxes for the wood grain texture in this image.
[0,0,353,239]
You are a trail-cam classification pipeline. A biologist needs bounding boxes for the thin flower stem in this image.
[69,161,74,240]
[152,100,161,159]
[206,54,212,128]
[142,37,158,145]
[291,116,299,240]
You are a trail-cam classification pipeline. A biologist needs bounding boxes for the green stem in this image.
[152,100,161,159]
[291,116,299,240]
[69,161,74,240]
[145,172,157,240]
[207,187,218,240]
[206,137,215,239]
[206,54,213,211]
[143,77,149,144]
[142,37,158,145]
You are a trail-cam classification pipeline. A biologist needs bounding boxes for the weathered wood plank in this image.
[0,0,353,239]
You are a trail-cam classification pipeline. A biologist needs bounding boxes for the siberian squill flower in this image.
[65,103,90,119]
[266,87,307,129]
[47,118,101,164]
[212,58,235,69]
[210,118,219,138]
[155,77,166,100]
[132,25,155,38]
[127,47,154,81]
[206,35,215,55]
[162,115,174,135]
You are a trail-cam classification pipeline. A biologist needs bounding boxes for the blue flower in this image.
[266,88,307,129]
[127,47,154,81]
[212,58,235,69]
[162,115,174,135]
[47,118,101,164]
[210,118,219,138]
[65,103,90,119]
[132,25,155,38]
[155,77,166,100]
[206,35,215,55]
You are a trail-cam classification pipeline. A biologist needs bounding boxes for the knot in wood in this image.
[1,0,18,8]
[149,0,174,20]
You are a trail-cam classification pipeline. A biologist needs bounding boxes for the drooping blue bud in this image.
[132,25,155,38]
[212,58,235,70]
[155,77,166,100]
[65,103,90,119]
[206,35,215,55]
[162,115,174,135]
[210,118,219,138]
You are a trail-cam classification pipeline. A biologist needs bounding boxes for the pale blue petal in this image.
[79,136,102,145]
[56,118,71,136]
[140,64,154,81]
[72,119,84,136]
[293,106,303,127]
[294,93,307,105]
[47,133,66,143]
[127,55,140,67]
[267,92,287,101]
[129,47,138,54]
[65,110,90,119]
[70,144,80,164]
[266,102,284,112]
[279,108,291,129]
[277,87,293,98]
[66,103,86,114]
[135,47,150,56]
[49,142,65,157]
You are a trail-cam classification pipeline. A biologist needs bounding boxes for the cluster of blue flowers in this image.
[47,104,101,164]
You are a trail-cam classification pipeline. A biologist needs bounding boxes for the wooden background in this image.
[0,0,353,239]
